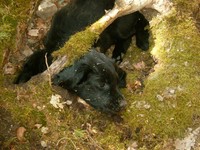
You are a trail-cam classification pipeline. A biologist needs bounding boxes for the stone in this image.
[36,1,58,20]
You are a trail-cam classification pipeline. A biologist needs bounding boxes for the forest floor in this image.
[0,0,200,149]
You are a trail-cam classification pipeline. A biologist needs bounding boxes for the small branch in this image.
[41,56,67,81]
[90,7,120,33]
[114,0,172,15]
[91,0,172,33]
[45,53,51,86]
[149,0,173,14]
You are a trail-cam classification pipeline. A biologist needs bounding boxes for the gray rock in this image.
[36,1,58,20]
[22,46,33,57]
[28,29,39,37]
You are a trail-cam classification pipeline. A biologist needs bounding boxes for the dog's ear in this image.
[115,67,126,88]
[52,63,91,90]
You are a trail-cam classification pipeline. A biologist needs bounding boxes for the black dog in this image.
[15,0,149,113]
[45,0,149,61]
[15,0,149,83]
[53,49,127,113]
[95,11,149,62]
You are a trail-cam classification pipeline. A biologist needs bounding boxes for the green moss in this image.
[97,126,126,149]
[0,0,33,43]
[1,87,46,126]
[122,1,200,148]
[53,28,99,66]
[1,0,200,149]
[0,0,34,83]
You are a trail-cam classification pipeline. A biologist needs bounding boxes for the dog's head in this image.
[53,50,127,113]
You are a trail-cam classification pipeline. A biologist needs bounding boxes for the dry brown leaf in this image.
[16,127,26,142]
[77,97,91,108]
[133,61,146,70]
[86,123,97,135]
[36,18,46,29]
[134,80,142,89]
[127,83,134,93]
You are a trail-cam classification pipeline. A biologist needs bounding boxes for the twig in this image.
[45,53,51,86]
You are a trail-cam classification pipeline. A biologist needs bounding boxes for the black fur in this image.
[95,11,149,62]
[45,0,149,61]
[15,0,149,84]
[14,51,53,84]
[15,0,150,113]
[53,49,127,113]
